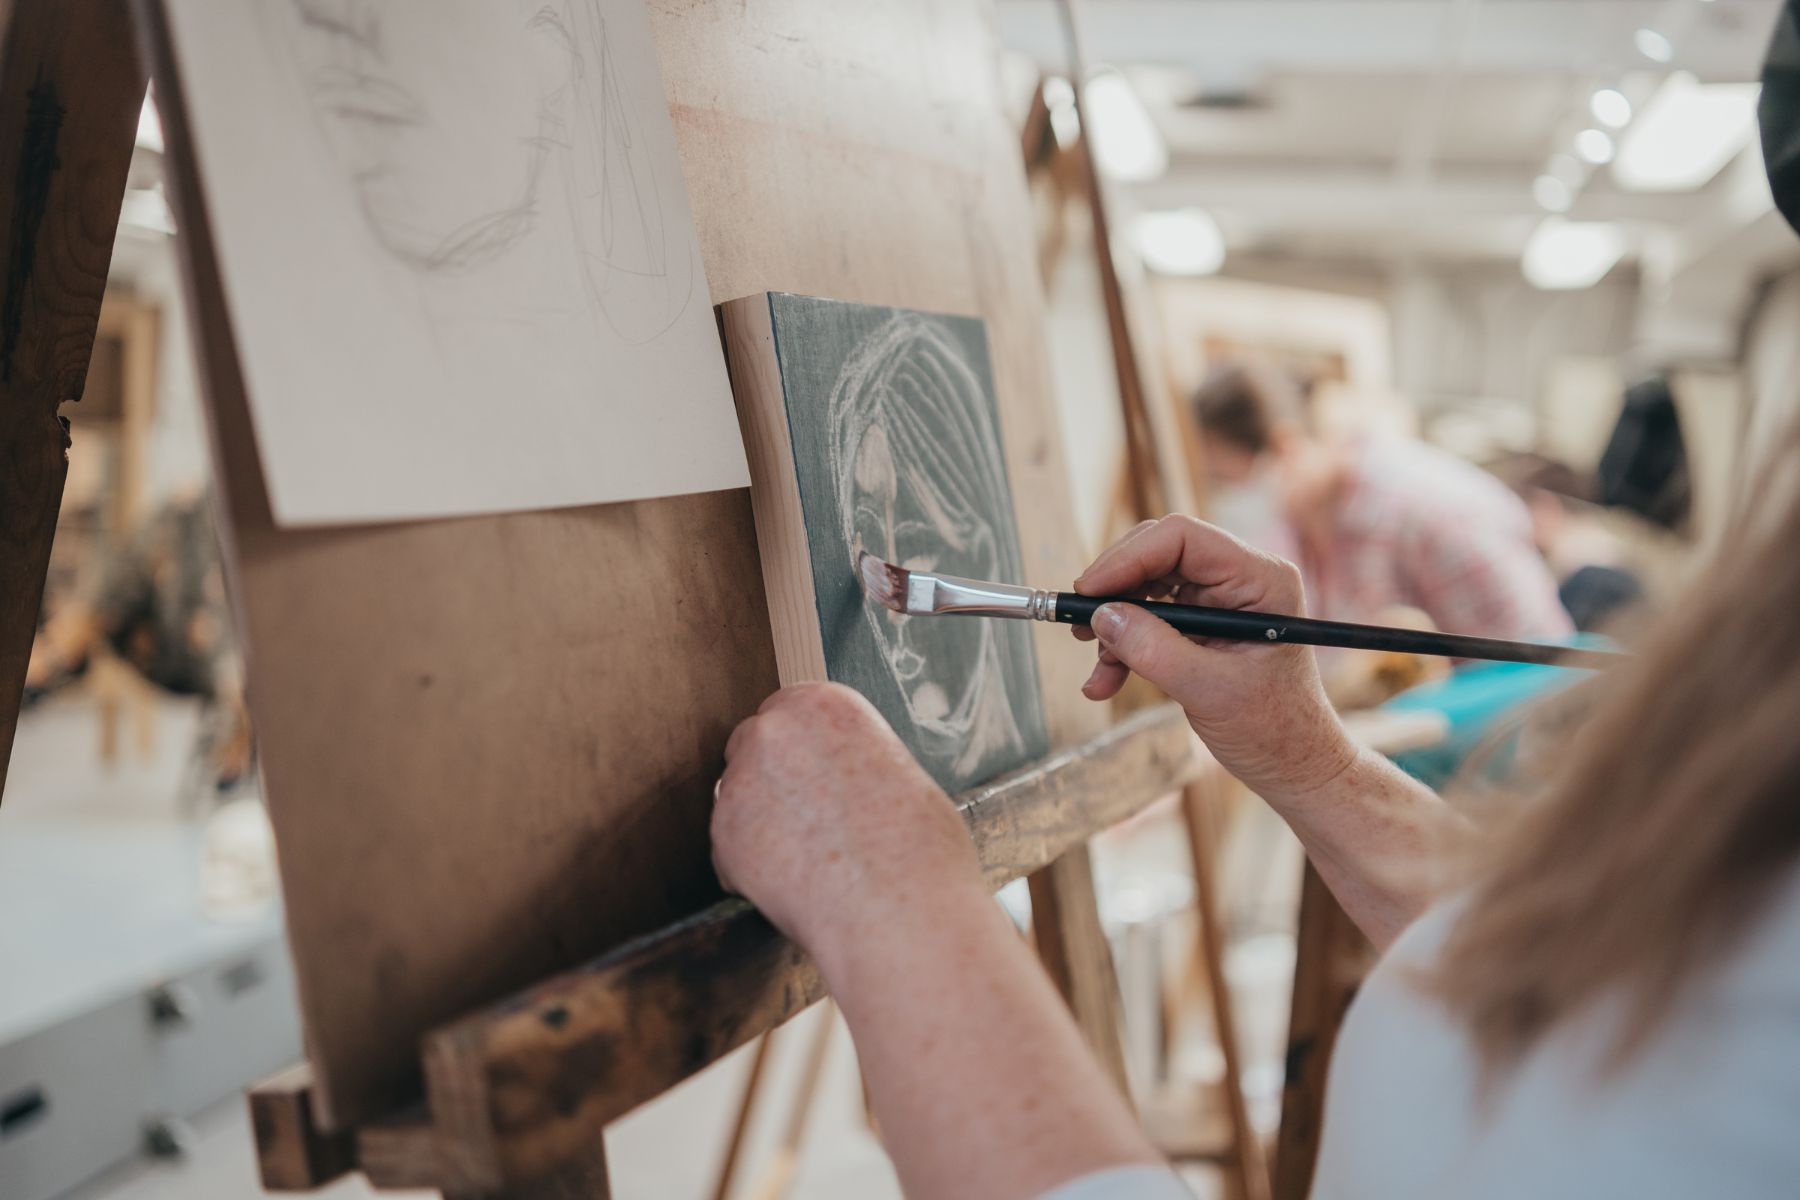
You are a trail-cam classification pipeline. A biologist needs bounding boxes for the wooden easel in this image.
[0,2,1206,1197]
[1023,4,1271,1198]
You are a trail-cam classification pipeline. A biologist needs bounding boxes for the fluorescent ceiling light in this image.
[1084,71,1168,182]
[1613,72,1761,192]
[1635,28,1673,64]
[1575,128,1616,165]
[1133,208,1225,275]
[136,92,163,153]
[1591,88,1632,128]
[1533,175,1574,213]
[1522,218,1626,290]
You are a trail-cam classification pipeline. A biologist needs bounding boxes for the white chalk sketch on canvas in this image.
[828,314,1043,784]
[166,0,747,525]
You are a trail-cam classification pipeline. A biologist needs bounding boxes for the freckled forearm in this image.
[1262,746,1468,950]
[811,875,1160,1200]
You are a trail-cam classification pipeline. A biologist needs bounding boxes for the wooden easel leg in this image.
[1029,846,1131,1096]
[1272,863,1371,1200]
[442,1141,610,1200]
[0,0,144,795]
[1180,776,1270,1200]
[741,1002,836,1200]
[710,1030,778,1200]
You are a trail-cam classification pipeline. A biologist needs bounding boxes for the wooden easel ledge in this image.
[252,703,1199,1195]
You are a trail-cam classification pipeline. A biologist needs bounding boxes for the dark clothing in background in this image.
[1597,375,1691,533]
[1762,1,1800,237]
[1558,564,1646,634]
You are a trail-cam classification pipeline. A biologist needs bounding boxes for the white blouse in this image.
[1312,870,1800,1199]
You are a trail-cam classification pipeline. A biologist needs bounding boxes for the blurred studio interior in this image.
[3,1,1797,1198]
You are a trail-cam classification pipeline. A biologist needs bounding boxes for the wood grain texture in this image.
[143,0,1101,1131]
[721,296,828,684]
[411,704,1197,1193]
[0,0,143,798]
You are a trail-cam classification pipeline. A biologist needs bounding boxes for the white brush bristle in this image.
[856,551,908,612]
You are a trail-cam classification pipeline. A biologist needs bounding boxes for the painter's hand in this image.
[711,683,984,963]
[1073,516,1357,803]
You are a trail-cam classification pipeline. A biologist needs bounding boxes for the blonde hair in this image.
[1433,425,1800,1072]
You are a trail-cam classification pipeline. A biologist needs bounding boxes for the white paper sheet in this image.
[164,0,748,526]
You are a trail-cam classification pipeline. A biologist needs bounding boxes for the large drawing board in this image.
[143,0,1106,1130]
[726,294,1050,792]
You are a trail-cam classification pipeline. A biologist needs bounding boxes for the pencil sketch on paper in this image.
[770,295,1049,791]
[271,0,691,344]
[164,0,746,525]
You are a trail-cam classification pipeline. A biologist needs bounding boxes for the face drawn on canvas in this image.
[268,0,690,345]
[828,314,1042,785]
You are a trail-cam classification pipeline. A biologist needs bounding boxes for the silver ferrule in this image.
[905,570,1060,621]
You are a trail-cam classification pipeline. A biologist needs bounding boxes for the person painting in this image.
[703,11,1800,1196]
[1193,361,1573,644]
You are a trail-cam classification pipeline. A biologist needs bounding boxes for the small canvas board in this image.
[163,0,747,525]
[726,293,1050,791]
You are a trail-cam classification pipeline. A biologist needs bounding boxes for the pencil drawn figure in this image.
[272,0,689,343]
[815,309,1049,789]
[164,0,746,524]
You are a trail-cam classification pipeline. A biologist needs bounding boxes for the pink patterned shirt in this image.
[1303,437,1573,642]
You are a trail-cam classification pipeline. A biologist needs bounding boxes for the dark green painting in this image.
[764,293,1050,791]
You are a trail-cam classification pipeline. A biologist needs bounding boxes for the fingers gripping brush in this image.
[855,552,1623,672]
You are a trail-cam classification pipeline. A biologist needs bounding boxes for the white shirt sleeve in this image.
[1036,1165,1196,1200]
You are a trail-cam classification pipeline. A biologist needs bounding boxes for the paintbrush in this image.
[856,552,1623,671]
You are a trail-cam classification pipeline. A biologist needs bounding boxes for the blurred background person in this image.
[1190,361,1572,644]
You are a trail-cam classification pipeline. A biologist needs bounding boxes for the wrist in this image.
[805,866,994,991]
[1241,716,1363,812]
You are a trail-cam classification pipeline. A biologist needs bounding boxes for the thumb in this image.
[1091,602,1206,696]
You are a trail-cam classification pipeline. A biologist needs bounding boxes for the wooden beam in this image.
[247,1064,357,1191]
[0,0,143,797]
[407,704,1197,1193]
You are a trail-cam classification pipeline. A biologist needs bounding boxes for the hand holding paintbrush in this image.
[856,550,1621,672]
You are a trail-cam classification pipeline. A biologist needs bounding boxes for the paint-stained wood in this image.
[136,0,1108,1131]
[0,0,143,797]
[404,704,1196,1193]
[247,1064,357,1192]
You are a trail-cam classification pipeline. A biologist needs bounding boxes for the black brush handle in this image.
[1053,593,1622,671]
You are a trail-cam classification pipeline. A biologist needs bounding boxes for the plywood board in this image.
[141,0,1103,1129]
[725,293,1049,792]
[157,0,746,526]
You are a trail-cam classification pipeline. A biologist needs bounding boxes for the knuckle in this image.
[1164,513,1205,534]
